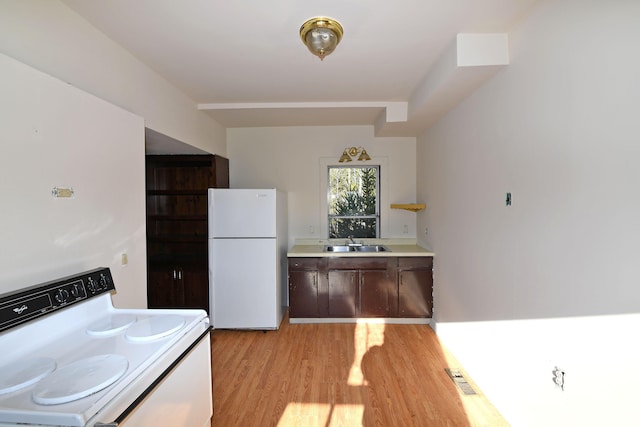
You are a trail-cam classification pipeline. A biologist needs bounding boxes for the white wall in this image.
[0,53,146,308]
[0,0,225,155]
[417,0,640,425]
[227,126,417,247]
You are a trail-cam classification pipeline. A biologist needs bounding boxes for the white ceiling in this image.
[63,0,538,138]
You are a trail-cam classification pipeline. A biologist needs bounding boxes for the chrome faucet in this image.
[347,236,362,246]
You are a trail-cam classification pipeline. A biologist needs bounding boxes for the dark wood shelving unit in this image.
[145,154,229,313]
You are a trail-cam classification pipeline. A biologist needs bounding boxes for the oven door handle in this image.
[93,326,212,427]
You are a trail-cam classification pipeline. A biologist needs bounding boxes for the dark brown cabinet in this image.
[327,270,357,317]
[147,263,209,309]
[288,258,321,318]
[288,256,432,319]
[146,154,229,312]
[327,257,395,318]
[360,268,394,317]
[398,257,433,317]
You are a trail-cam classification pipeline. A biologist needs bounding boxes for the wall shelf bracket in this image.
[390,203,426,212]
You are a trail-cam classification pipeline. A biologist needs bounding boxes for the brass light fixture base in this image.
[300,17,344,60]
[339,146,371,162]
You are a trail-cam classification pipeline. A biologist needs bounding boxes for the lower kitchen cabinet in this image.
[288,258,322,317]
[288,256,432,320]
[359,269,395,317]
[327,270,357,317]
[398,257,433,317]
[327,257,395,318]
[147,261,208,311]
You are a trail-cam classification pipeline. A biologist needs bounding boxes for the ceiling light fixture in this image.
[300,17,344,61]
[339,147,371,163]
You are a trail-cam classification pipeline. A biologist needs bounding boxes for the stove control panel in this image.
[0,267,115,333]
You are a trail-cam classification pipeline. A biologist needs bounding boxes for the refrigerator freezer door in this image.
[209,238,280,329]
[208,189,276,238]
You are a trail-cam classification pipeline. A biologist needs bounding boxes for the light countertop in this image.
[287,238,435,258]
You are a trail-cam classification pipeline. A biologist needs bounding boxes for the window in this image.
[328,166,380,238]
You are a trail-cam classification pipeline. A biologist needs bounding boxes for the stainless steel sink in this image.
[324,245,390,253]
[324,245,355,252]
[355,245,389,252]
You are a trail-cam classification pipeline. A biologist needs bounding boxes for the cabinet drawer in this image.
[288,257,320,270]
[398,257,433,269]
[328,257,389,270]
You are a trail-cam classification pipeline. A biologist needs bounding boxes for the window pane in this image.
[328,166,379,238]
[329,218,377,238]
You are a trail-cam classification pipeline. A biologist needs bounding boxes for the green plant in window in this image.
[329,167,378,238]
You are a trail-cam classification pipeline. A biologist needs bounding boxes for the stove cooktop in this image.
[0,268,209,427]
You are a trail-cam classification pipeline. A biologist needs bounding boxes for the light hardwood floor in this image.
[211,314,508,427]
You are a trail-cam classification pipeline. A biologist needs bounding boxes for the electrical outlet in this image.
[552,366,565,391]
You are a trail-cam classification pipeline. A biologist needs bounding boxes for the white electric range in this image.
[0,267,212,427]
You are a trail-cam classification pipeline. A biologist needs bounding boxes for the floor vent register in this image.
[445,368,477,395]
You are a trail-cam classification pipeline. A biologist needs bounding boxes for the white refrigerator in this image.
[208,188,288,329]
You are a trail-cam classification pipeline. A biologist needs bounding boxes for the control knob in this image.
[87,277,97,293]
[71,284,82,297]
[55,289,70,304]
[99,274,111,290]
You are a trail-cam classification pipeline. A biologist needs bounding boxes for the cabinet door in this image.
[328,270,357,317]
[289,270,319,317]
[148,264,208,312]
[359,269,393,317]
[398,269,433,317]
[148,266,180,309]
[180,264,209,312]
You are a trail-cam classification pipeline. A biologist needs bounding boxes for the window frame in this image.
[326,164,381,239]
[319,157,388,239]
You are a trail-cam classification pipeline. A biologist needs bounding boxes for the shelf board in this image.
[147,235,207,243]
[148,253,207,265]
[390,203,426,212]
[147,215,207,221]
[147,189,208,196]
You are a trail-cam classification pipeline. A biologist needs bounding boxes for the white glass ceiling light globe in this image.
[300,17,344,60]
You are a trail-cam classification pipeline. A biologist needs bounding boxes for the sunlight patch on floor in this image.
[347,321,385,386]
[278,403,365,427]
